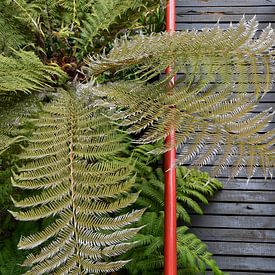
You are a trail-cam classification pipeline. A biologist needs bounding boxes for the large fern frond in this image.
[90,17,274,99]
[90,18,275,179]
[92,79,274,178]
[10,90,143,274]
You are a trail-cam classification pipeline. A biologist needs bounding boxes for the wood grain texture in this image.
[198,202,275,215]
[177,6,275,14]
[219,179,275,190]
[214,256,275,271]
[176,22,274,30]
[208,190,275,202]
[176,14,275,22]
[176,1,275,272]
[190,228,275,242]
[177,0,275,7]
[190,215,275,228]
[205,241,275,256]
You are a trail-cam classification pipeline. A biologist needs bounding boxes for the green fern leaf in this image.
[11,90,143,274]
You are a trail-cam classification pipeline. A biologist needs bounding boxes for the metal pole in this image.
[164,1,177,275]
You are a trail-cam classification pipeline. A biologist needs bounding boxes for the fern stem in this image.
[68,106,82,273]
[71,0,77,31]
[45,0,54,53]
[12,0,39,31]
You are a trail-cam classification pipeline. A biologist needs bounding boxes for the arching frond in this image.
[11,90,143,274]
[90,17,275,99]
[92,73,274,179]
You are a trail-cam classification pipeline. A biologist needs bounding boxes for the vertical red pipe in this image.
[164,1,177,275]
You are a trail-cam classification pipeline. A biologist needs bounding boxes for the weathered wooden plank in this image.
[207,190,275,202]
[199,202,275,215]
[213,256,275,271]
[198,166,273,178]
[177,6,275,14]
[206,272,272,275]
[259,92,275,102]
[176,14,275,23]
[176,22,274,31]
[252,102,275,112]
[219,178,275,190]
[190,215,275,228]
[190,228,275,242]
[205,241,275,256]
[177,0,275,7]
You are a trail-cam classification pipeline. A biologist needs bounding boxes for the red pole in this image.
[164,1,177,275]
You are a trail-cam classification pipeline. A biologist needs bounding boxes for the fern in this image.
[78,0,165,56]
[91,17,274,96]
[90,18,275,179]
[122,161,223,275]
[0,0,33,53]
[135,166,222,224]
[10,90,143,274]
[0,51,65,94]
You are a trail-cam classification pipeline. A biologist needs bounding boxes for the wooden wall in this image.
[176,0,275,274]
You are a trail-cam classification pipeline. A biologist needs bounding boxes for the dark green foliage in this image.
[121,149,223,274]
[135,166,222,224]
[0,2,165,274]
[0,220,38,275]
[0,0,33,54]
[0,51,65,94]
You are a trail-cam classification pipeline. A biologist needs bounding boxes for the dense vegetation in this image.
[0,0,274,274]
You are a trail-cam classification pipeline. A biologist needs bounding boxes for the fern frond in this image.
[11,90,143,274]
[0,51,65,94]
[0,0,33,53]
[78,0,164,56]
[121,164,223,274]
[93,75,274,178]
[91,18,274,92]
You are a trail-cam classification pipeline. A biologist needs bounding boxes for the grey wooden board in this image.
[176,22,273,30]
[206,272,273,275]
[259,92,275,102]
[190,228,275,242]
[213,256,275,271]
[208,190,275,202]
[198,202,275,215]
[176,14,275,22]
[177,0,275,7]
[219,179,275,190]
[190,216,275,228]
[196,166,272,178]
[177,6,275,14]
[177,1,275,272]
[205,241,275,256]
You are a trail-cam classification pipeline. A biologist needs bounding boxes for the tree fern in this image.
[122,162,223,275]
[90,18,275,179]
[10,90,143,274]
[90,17,274,95]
